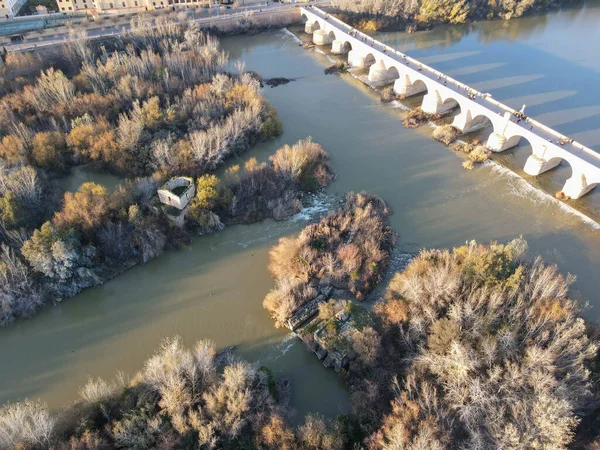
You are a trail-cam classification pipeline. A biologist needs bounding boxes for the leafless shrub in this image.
[298,414,344,450]
[78,377,119,404]
[24,68,75,113]
[269,137,335,191]
[0,166,43,212]
[375,239,598,449]
[0,244,44,325]
[380,86,398,103]
[0,399,54,448]
[432,124,460,145]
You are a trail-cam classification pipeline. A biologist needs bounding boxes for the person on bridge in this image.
[519,105,526,116]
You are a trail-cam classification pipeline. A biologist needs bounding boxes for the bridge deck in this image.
[305,7,600,169]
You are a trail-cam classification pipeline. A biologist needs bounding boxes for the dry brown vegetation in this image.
[189,137,335,227]
[264,192,395,327]
[331,0,563,31]
[0,139,334,325]
[402,107,440,128]
[450,140,491,170]
[0,337,350,450]
[0,20,290,325]
[4,238,600,449]
[1,19,282,179]
[353,239,600,449]
[380,86,398,103]
[432,124,460,145]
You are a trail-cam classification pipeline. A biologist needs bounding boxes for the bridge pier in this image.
[348,50,369,68]
[313,29,334,45]
[305,21,318,33]
[393,75,427,97]
[331,39,349,54]
[562,172,597,199]
[452,110,492,135]
[421,92,441,114]
[486,133,521,152]
[421,91,457,115]
[524,154,561,176]
[368,61,396,84]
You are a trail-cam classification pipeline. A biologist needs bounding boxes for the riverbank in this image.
[325,0,588,32]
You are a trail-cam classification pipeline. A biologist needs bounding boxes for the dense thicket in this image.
[0,20,293,325]
[262,211,600,449]
[0,138,333,325]
[264,192,395,327]
[0,19,281,178]
[0,337,349,450]
[331,0,579,30]
[188,137,335,229]
[355,239,599,449]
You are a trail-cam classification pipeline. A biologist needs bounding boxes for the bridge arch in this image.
[496,133,534,163]
[364,53,376,67]
[561,163,600,198]
[439,96,461,116]
[386,65,400,80]
[411,79,428,95]
[461,112,496,135]
[393,76,429,101]
[504,133,533,150]
[545,156,575,194]
[369,60,401,84]
[332,39,353,54]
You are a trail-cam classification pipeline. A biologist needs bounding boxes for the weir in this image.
[302,7,600,199]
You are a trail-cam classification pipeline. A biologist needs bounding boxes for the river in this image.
[1,4,599,419]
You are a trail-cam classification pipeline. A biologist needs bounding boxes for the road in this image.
[4,1,322,52]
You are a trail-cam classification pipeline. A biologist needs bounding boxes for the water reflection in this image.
[448,62,507,76]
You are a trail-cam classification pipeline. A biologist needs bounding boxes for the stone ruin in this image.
[155,176,195,227]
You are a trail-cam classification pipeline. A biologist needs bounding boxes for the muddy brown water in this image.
[1,5,599,420]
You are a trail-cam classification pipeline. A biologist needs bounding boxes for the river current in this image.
[1,3,599,418]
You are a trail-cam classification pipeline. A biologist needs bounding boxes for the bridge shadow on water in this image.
[372,12,600,153]
[304,23,600,221]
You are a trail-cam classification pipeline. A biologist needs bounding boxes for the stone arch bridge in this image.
[302,7,600,199]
